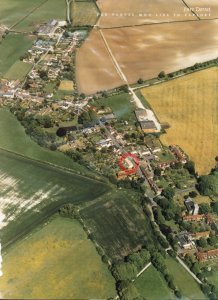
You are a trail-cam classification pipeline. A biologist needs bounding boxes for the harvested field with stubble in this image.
[141,67,218,175]
[102,19,218,84]
[97,0,196,28]
[76,20,218,93]
[76,29,124,94]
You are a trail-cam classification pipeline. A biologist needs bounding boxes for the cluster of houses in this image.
[177,210,218,262]
[0,79,20,99]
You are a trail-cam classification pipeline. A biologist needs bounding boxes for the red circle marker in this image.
[119,153,139,175]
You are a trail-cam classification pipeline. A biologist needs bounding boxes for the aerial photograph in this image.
[0,0,218,299]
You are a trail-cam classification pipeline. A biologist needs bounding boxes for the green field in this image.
[204,263,218,296]
[134,265,173,300]
[0,149,109,247]
[0,34,33,77]
[4,60,32,80]
[72,0,99,26]
[14,0,66,32]
[166,257,206,300]
[80,189,155,261]
[94,93,136,122]
[0,109,96,175]
[0,0,45,28]
[0,215,116,299]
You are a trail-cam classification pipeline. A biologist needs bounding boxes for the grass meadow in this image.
[0,34,34,77]
[141,67,218,175]
[94,93,136,122]
[0,0,45,28]
[14,0,66,32]
[166,257,206,300]
[80,189,155,261]
[134,265,174,300]
[4,61,32,80]
[0,215,116,299]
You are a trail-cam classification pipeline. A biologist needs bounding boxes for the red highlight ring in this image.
[119,153,139,175]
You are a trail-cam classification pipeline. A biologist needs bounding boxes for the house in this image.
[169,145,187,164]
[96,138,112,148]
[184,197,199,215]
[196,249,218,262]
[177,231,195,250]
[190,231,210,240]
[182,214,205,222]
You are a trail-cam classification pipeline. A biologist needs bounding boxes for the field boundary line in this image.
[133,64,218,91]
[9,0,49,31]
[98,29,128,83]
[180,0,200,20]
[97,17,218,30]
[0,147,109,185]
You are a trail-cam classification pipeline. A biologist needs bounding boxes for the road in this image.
[99,29,161,132]
[176,256,202,285]
[99,29,128,83]
[66,0,73,24]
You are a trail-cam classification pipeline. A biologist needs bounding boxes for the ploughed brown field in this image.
[76,30,124,94]
[76,20,218,94]
[185,0,218,19]
[97,0,197,28]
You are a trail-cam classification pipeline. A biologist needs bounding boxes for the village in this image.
[0,17,218,292]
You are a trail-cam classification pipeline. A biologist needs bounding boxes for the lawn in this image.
[134,265,174,300]
[0,215,116,299]
[0,149,109,247]
[59,80,74,91]
[14,0,66,32]
[72,0,99,26]
[4,60,32,80]
[0,34,34,77]
[0,0,45,28]
[166,257,206,300]
[141,67,218,175]
[204,263,218,290]
[80,189,156,261]
[94,93,136,122]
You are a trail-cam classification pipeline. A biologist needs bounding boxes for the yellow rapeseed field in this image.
[141,67,218,175]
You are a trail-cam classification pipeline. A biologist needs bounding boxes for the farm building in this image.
[37,20,59,37]
[135,109,158,133]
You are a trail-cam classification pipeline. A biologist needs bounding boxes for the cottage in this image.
[190,231,210,240]
[182,214,205,222]
[197,249,218,262]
